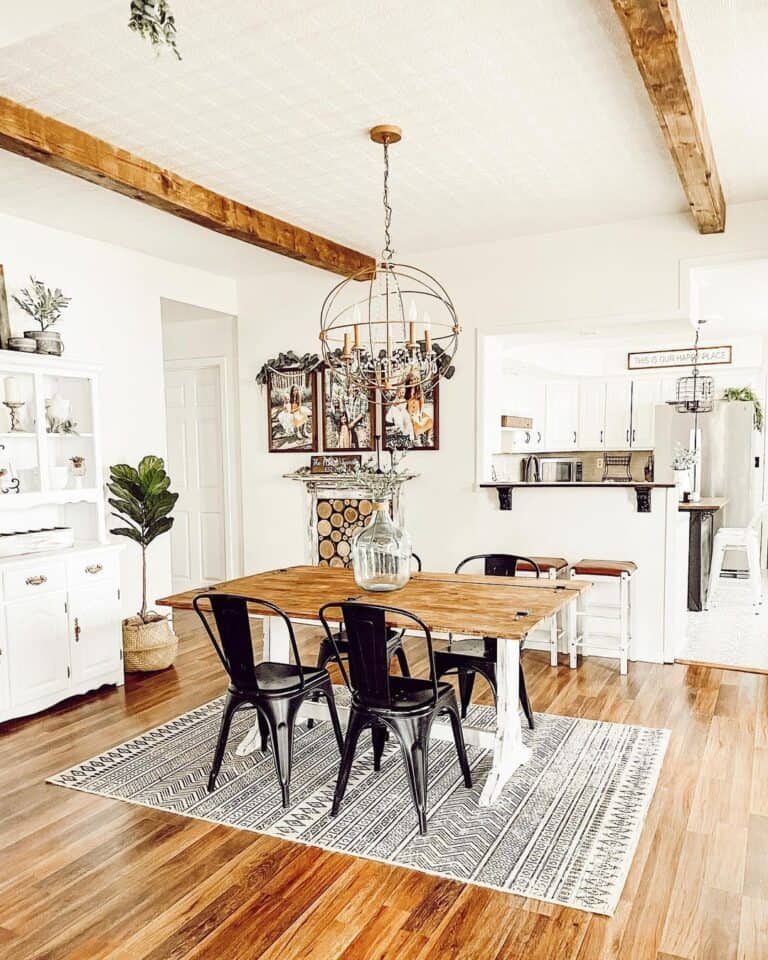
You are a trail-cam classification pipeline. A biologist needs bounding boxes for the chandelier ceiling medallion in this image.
[319,125,460,397]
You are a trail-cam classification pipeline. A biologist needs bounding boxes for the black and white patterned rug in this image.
[49,691,668,915]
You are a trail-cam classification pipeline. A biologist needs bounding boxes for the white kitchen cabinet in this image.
[630,379,663,448]
[577,381,607,450]
[604,380,633,448]
[505,375,546,449]
[6,590,70,712]
[545,382,579,450]
[70,583,122,684]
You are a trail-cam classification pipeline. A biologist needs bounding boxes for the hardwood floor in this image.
[1,610,766,960]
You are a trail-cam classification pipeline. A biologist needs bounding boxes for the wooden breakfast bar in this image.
[159,565,591,806]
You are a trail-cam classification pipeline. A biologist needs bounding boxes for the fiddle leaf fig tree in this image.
[108,456,178,623]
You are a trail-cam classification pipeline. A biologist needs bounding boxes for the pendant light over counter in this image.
[319,125,460,397]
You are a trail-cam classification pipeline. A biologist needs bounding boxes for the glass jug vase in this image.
[351,500,412,592]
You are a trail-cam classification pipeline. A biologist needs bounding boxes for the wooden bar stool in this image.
[517,556,568,667]
[568,559,637,675]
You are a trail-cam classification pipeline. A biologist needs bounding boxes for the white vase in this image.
[674,468,692,501]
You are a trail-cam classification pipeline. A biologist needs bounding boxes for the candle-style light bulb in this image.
[408,300,417,348]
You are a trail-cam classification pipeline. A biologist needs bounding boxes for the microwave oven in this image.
[540,458,583,483]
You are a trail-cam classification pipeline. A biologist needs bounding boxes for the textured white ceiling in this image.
[678,0,768,206]
[0,0,696,260]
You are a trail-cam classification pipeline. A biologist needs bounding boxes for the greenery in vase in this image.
[12,276,71,331]
[255,350,322,387]
[108,456,178,623]
[722,386,764,432]
[129,0,181,59]
[671,444,699,471]
[353,451,408,501]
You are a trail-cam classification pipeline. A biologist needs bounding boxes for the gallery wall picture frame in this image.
[321,368,375,452]
[383,378,439,451]
[0,266,11,350]
[266,366,318,453]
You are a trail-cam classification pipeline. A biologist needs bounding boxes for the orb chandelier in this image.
[674,322,715,414]
[319,124,460,396]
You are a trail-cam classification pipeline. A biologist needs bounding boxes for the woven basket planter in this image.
[122,616,178,672]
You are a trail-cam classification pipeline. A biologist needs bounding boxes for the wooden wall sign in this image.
[627,345,732,370]
[310,454,361,475]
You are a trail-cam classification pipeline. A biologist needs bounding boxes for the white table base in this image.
[235,599,578,804]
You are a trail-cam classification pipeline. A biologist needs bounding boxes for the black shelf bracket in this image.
[496,486,513,511]
[635,486,652,513]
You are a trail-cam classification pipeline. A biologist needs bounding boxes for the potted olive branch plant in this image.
[108,455,180,671]
[12,276,70,355]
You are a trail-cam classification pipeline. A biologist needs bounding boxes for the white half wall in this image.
[0,212,237,618]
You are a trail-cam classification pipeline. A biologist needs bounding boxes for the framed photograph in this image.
[0,266,11,350]
[383,378,439,451]
[310,454,361,475]
[267,367,318,453]
[322,368,375,452]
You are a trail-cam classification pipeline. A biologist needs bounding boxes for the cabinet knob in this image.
[25,574,47,586]
[85,563,103,575]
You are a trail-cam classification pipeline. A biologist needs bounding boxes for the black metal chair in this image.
[319,600,472,835]
[433,554,538,728]
[193,592,344,806]
[312,551,422,679]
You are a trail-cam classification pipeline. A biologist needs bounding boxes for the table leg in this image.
[567,593,578,669]
[478,638,532,806]
[235,615,293,757]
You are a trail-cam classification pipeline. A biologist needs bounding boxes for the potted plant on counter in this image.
[108,455,179,671]
[671,444,698,502]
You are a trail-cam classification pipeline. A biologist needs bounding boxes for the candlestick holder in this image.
[3,401,25,433]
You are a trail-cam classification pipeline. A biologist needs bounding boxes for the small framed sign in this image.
[627,345,732,370]
[310,454,361,475]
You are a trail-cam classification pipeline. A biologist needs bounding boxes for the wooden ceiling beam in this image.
[611,0,726,234]
[0,96,375,277]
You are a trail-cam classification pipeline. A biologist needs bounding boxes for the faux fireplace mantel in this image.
[285,470,417,566]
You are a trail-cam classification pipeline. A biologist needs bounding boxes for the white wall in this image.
[0,212,237,617]
[236,199,768,604]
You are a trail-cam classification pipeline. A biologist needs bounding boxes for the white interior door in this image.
[165,364,227,592]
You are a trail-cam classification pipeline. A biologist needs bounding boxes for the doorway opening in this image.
[161,299,243,593]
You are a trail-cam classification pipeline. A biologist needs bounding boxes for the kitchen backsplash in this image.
[490,450,654,483]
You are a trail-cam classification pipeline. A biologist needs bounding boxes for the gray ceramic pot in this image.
[25,330,63,356]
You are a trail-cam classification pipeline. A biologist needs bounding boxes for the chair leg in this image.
[307,641,335,730]
[315,678,344,754]
[747,537,763,608]
[518,662,534,729]
[263,697,300,807]
[332,708,367,817]
[372,724,387,771]
[457,669,476,719]
[706,539,725,610]
[391,716,431,835]
[258,710,269,752]
[394,645,411,678]
[443,693,472,788]
[208,692,241,792]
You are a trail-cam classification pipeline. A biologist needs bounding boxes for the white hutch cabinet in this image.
[0,354,122,723]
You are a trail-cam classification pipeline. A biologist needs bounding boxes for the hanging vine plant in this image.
[129,0,181,60]
[255,351,323,388]
[722,386,764,432]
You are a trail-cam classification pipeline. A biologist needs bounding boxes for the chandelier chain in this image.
[381,139,394,262]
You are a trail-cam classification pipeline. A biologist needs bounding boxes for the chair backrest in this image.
[412,552,423,572]
[748,500,768,532]
[319,601,437,709]
[193,592,303,691]
[455,553,541,578]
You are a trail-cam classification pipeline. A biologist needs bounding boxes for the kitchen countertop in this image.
[480,481,676,488]
[678,497,728,512]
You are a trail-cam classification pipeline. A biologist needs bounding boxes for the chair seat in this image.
[714,527,757,543]
[352,676,454,714]
[517,556,568,575]
[236,661,329,695]
[571,558,637,578]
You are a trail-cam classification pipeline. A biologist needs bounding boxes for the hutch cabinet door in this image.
[6,591,69,710]
[69,584,122,683]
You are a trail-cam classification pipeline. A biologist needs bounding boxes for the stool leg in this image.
[567,570,579,669]
[619,572,629,676]
[706,538,725,610]
[747,537,762,608]
[549,615,558,667]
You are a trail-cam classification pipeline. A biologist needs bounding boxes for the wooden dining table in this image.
[158,565,591,806]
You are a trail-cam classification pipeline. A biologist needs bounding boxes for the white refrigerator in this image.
[655,399,764,569]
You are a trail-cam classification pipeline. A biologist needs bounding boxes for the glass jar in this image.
[351,500,412,592]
